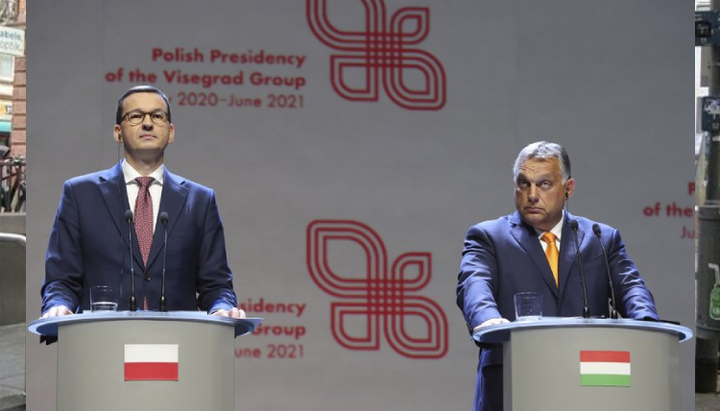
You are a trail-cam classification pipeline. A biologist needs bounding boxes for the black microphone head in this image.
[592,223,601,237]
[159,211,169,225]
[124,209,134,223]
[570,219,579,232]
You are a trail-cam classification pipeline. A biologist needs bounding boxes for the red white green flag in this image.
[579,350,631,387]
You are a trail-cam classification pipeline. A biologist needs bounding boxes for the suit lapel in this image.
[145,168,189,269]
[97,163,129,234]
[508,212,559,298]
[558,212,583,300]
[97,163,143,265]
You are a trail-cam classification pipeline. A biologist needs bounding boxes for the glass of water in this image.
[514,292,542,321]
[90,286,119,312]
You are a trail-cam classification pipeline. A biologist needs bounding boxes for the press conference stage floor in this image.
[0,319,717,411]
[0,323,24,411]
[697,391,720,410]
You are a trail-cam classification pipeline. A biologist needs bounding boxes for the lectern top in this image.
[28,311,263,338]
[472,317,693,345]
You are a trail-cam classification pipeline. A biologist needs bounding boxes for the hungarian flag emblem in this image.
[579,350,631,387]
[124,344,179,381]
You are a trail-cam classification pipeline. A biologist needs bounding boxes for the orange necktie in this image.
[541,232,559,287]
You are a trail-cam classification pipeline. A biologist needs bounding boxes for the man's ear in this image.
[564,178,575,199]
[113,125,123,144]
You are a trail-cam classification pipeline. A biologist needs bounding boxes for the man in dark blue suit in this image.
[41,85,244,319]
[456,141,658,411]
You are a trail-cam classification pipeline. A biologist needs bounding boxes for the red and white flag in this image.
[124,344,179,381]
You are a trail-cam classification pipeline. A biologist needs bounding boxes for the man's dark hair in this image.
[115,85,172,125]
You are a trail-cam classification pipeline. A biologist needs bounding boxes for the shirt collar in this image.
[121,159,165,185]
[535,209,565,240]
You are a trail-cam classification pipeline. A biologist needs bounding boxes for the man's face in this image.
[113,92,174,161]
[514,158,574,232]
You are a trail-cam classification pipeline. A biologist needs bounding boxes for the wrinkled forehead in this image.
[515,158,562,180]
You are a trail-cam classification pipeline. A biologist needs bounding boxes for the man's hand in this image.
[210,307,247,319]
[473,317,510,333]
[41,305,73,319]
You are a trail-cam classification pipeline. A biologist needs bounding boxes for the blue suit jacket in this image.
[456,211,658,411]
[42,162,237,314]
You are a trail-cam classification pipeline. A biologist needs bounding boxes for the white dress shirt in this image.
[121,160,164,233]
[535,210,564,253]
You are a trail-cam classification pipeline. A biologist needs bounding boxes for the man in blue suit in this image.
[41,85,244,319]
[456,141,658,411]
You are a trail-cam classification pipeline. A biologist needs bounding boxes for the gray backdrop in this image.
[27,1,692,410]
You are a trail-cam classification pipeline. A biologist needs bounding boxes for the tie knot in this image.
[136,177,154,189]
[541,232,557,244]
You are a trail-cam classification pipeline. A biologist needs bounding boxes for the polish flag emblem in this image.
[124,344,179,381]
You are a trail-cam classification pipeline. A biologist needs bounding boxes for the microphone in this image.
[570,220,590,319]
[159,212,169,312]
[592,224,618,319]
[124,210,137,312]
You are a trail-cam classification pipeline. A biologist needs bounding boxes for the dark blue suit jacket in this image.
[456,211,658,411]
[42,162,237,314]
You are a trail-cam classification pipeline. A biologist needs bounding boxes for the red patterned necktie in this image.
[134,177,154,266]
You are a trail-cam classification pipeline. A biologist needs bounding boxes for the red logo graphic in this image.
[306,0,447,110]
[307,220,448,359]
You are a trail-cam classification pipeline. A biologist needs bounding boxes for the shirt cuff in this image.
[208,301,234,314]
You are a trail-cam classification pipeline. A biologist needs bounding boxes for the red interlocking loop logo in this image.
[307,220,448,359]
[306,0,447,110]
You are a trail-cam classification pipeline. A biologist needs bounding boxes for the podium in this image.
[473,318,692,411]
[28,311,262,411]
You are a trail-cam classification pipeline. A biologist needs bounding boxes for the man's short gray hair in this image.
[513,141,571,182]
